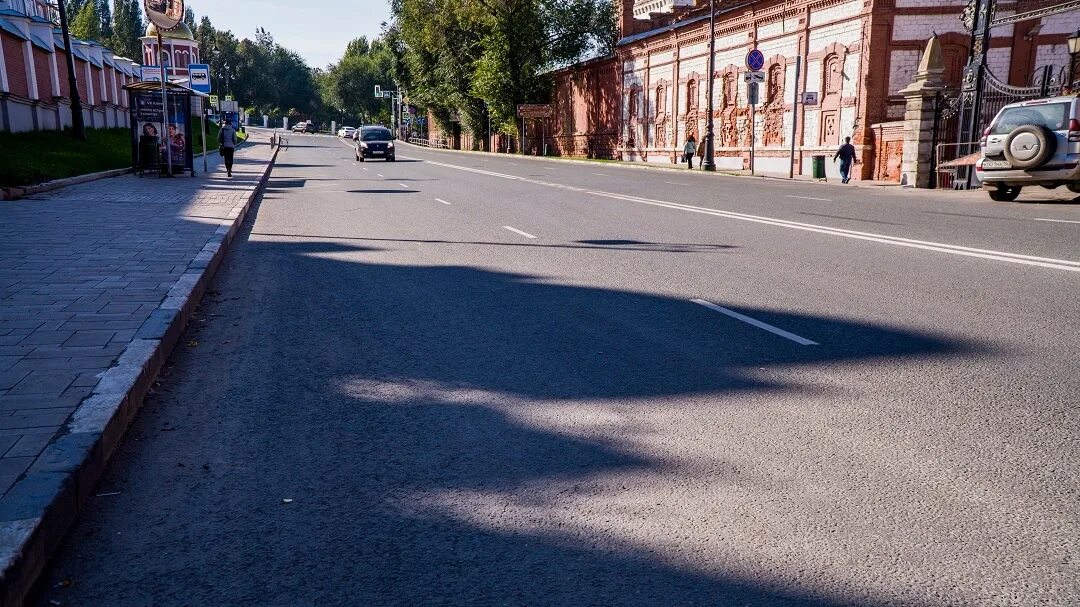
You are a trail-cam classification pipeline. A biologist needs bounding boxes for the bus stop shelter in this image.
[123,80,210,176]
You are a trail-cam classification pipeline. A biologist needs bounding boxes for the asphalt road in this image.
[37,133,1080,606]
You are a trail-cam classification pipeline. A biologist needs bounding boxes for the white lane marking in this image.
[436,198,452,205]
[508,162,519,166]
[502,226,537,239]
[420,158,1080,273]
[664,181,692,186]
[377,173,384,177]
[1035,218,1080,225]
[592,172,609,176]
[691,299,819,346]
[786,195,832,202]
[362,167,368,171]
[400,183,410,188]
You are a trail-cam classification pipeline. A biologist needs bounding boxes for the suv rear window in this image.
[361,128,392,142]
[990,103,1070,135]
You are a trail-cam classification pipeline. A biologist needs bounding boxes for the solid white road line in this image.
[419,158,1080,273]
[1035,218,1080,225]
[502,226,537,239]
[436,198,452,205]
[786,195,832,202]
[691,299,819,346]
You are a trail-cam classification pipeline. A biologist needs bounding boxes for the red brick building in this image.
[548,0,1076,181]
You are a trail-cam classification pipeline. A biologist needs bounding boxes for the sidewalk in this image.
[0,133,279,604]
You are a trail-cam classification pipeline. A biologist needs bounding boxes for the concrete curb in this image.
[1,168,133,201]
[394,141,905,191]
[0,136,253,202]
[0,143,280,607]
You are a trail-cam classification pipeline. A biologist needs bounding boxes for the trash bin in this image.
[812,155,827,179]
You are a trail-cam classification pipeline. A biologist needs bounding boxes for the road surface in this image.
[38,133,1080,606]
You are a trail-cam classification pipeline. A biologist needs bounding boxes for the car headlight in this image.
[387,142,394,148]
[360,142,368,148]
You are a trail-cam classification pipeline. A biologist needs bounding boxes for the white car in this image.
[339,126,356,139]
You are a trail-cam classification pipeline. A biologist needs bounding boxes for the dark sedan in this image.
[354,126,396,162]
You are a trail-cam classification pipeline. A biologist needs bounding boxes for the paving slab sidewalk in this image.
[0,133,279,604]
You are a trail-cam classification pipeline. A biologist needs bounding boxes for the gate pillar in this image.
[899,36,947,188]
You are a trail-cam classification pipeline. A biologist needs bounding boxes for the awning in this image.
[29,32,51,52]
[123,80,209,98]
[0,18,28,40]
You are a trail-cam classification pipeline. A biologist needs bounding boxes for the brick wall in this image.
[2,34,29,98]
[33,48,52,98]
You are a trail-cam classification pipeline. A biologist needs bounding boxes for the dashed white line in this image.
[377,173,384,177]
[400,183,410,188]
[664,181,692,186]
[786,195,833,202]
[420,158,1080,273]
[592,172,609,176]
[1035,218,1080,225]
[691,299,819,346]
[502,226,537,239]
[436,198,452,205]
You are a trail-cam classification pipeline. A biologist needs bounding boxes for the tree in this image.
[70,0,102,41]
[389,0,616,142]
[108,0,143,60]
[97,0,112,41]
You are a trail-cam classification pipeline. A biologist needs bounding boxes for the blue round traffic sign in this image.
[746,49,765,71]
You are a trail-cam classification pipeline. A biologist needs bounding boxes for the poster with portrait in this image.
[130,89,194,174]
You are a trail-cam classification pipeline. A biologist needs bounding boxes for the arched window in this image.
[824,54,843,96]
[655,85,665,114]
[767,64,784,105]
[628,87,640,119]
[686,79,697,112]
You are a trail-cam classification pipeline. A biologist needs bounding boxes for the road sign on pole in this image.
[746,48,765,71]
[743,71,765,83]
[188,63,210,93]
[209,94,219,109]
[801,91,819,105]
[374,85,382,98]
[746,82,760,105]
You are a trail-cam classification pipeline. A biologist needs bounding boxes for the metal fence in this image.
[935,142,982,190]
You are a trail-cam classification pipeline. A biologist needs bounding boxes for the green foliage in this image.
[389,0,616,138]
[318,37,397,125]
[0,128,130,187]
[188,14,324,122]
[70,0,102,41]
[107,0,143,60]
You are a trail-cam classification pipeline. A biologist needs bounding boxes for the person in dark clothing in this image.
[834,136,857,184]
[218,122,237,177]
[683,136,696,169]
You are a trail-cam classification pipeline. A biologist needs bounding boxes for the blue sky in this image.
[188,0,393,68]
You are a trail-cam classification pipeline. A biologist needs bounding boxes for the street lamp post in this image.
[55,0,86,140]
[1067,29,1080,87]
[702,0,717,171]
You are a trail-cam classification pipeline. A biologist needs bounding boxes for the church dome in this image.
[145,22,195,41]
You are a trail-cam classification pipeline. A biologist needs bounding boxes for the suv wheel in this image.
[988,185,1022,202]
[1002,125,1056,170]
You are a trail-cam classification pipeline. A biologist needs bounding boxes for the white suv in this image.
[976,96,1080,201]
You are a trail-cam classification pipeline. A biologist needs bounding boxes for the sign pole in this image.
[788,56,801,179]
[750,103,755,176]
[202,101,208,172]
[158,31,172,176]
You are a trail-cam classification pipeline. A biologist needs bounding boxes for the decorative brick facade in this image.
[0,0,142,132]
[547,0,1077,181]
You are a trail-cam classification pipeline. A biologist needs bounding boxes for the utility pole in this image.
[788,56,801,179]
[56,0,85,140]
[702,0,717,171]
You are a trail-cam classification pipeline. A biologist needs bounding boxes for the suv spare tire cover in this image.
[1002,124,1056,170]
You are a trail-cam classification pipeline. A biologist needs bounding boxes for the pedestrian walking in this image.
[683,136,696,169]
[834,136,857,184]
[218,121,237,177]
